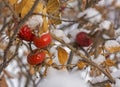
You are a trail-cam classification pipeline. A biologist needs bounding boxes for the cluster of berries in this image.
[18,25,52,65]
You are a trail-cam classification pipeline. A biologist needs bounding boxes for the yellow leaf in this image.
[105,83,112,87]
[77,61,86,70]
[58,47,68,65]
[47,0,61,25]
[29,65,35,75]
[104,59,115,67]
[104,40,120,53]
[15,0,43,18]
[9,0,17,5]
[47,59,53,66]
[39,7,48,34]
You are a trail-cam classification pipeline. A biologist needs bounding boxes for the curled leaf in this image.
[57,47,68,65]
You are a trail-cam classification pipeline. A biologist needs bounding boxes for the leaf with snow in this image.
[104,59,115,67]
[104,40,120,53]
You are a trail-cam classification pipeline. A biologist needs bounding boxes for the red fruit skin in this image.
[27,50,46,65]
[18,25,35,41]
[75,32,92,47]
[33,33,52,48]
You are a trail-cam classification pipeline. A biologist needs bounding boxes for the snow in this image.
[115,28,120,37]
[78,8,102,24]
[38,67,90,87]
[114,79,120,87]
[91,70,120,84]
[105,40,120,48]
[99,20,111,30]
[52,29,71,43]
[92,55,106,64]
[115,0,120,8]
[26,15,43,29]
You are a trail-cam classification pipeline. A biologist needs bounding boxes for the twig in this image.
[0,0,40,74]
[51,33,115,83]
[2,0,20,20]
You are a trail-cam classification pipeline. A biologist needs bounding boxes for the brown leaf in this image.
[77,61,86,70]
[105,83,112,87]
[8,0,17,5]
[15,0,43,18]
[57,47,68,65]
[104,59,115,67]
[29,65,35,75]
[0,75,8,87]
[39,7,48,34]
[47,0,61,25]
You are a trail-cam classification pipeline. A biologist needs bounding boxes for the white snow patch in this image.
[78,8,102,23]
[26,15,43,29]
[105,40,120,48]
[99,20,111,30]
[38,67,90,87]
[115,0,120,8]
[92,55,105,64]
[114,79,120,87]
[52,30,71,43]
[115,28,120,37]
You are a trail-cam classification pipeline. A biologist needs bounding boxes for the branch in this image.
[51,33,115,83]
[0,0,40,74]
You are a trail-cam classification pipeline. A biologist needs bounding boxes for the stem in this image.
[51,33,115,83]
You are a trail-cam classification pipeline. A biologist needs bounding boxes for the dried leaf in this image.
[104,40,120,53]
[15,0,43,18]
[57,47,68,65]
[0,75,8,87]
[39,7,48,34]
[105,83,112,87]
[104,59,115,67]
[47,0,61,25]
[29,65,35,75]
[90,67,101,77]
[47,59,53,66]
[9,0,17,5]
[77,61,86,70]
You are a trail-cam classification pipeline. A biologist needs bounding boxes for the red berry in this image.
[75,32,92,47]
[18,25,35,41]
[33,33,52,48]
[27,49,46,65]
